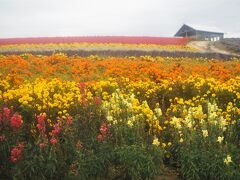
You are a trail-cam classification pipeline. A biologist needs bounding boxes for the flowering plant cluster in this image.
[1,53,240,179]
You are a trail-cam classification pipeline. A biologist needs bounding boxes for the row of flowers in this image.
[0,42,197,53]
[0,54,239,86]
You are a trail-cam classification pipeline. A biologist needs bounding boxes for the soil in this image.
[155,167,181,180]
[188,41,234,55]
[214,38,240,55]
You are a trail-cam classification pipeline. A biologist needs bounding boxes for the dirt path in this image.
[188,41,236,55]
[155,167,181,180]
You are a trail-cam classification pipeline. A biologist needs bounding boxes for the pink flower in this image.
[50,137,58,144]
[3,107,11,119]
[10,143,24,163]
[10,113,23,129]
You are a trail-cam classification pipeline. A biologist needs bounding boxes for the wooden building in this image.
[175,24,224,41]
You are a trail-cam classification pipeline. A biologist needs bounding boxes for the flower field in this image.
[0,42,197,54]
[0,36,190,45]
[0,37,196,55]
[1,52,240,179]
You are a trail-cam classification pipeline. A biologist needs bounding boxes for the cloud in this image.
[0,0,239,38]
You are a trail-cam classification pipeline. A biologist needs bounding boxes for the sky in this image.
[0,0,239,38]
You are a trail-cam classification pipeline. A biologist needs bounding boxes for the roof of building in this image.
[175,24,224,36]
[186,24,223,33]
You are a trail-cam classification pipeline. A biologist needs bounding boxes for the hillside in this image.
[214,38,240,55]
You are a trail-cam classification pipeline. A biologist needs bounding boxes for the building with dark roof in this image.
[175,24,224,41]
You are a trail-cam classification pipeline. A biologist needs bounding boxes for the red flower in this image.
[3,107,11,119]
[10,143,24,163]
[37,113,46,125]
[97,122,110,142]
[0,113,2,123]
[0,135,6,142]
[100,122,109,135]
[100,126,107,135]
[36,113,46,133]
[79,82,86,92]
[10,113,23,129]
[36,123,45,132]
[50,137,58,144]
[51,123,61,135]
[39,143,45,149]
[66,116,73,125]
[94,96,102,105]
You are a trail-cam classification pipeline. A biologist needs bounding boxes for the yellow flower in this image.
[127,120,133,127]
[152,137,160,146]
[162,143,166,148]
[22,101,28,105]
[179,138,184,143]
[155,108,162,117]
[165,152,171,158]
[202,130,208,138]
[178,98,184,105]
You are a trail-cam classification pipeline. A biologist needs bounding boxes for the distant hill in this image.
[215,38,240,55]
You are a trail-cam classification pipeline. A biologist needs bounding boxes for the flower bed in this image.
[1,54,240,179]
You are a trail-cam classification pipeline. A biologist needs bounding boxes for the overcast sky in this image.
[0,0,239,38]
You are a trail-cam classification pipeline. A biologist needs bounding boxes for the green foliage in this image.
[113,145,163,180]
[177,127,240,180]
[14,144,66,180]
[73,143,112,179]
